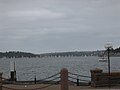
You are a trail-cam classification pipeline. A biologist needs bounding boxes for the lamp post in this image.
[104,41,113,87]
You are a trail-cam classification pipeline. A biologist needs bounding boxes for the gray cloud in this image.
[0,0,120,53]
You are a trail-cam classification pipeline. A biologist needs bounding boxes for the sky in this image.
[0,0,120,54]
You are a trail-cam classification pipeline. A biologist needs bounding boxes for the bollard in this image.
[60,68,69,90]
[0,73,2,90]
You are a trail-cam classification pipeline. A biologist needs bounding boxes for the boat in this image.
[99,57,107,62]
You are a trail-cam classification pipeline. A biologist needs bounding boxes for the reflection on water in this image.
[0,56,120,81]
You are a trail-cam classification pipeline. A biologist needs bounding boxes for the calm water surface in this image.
[0,56,120,81]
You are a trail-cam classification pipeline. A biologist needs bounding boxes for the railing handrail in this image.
[68,72,91,78]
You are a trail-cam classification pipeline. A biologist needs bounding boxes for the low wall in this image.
[90,69,120,87]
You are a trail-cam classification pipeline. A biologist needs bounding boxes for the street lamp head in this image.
[104,41,113,49]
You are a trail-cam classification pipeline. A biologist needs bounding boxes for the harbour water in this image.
[0,56,120,81]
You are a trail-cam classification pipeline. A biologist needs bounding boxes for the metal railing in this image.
[1,73,60,90]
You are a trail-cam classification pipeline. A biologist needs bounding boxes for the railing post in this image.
[77,76,79,86]
[34,75,36,84]
[60,68,69,90]
[0,73,2,90]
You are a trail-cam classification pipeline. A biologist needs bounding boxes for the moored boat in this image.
[99,57,107,62]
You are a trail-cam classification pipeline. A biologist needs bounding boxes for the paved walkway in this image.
[2,84,120,90]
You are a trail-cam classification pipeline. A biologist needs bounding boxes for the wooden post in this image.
[60,68,69,90]
[0,73,2,90]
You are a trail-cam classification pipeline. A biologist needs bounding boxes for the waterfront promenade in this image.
[1,68,120,90]
[1,69,120,90]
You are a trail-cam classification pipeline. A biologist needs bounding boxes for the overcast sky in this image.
[0,0,120,54]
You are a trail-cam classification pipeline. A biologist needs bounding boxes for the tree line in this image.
[0,51,39,58]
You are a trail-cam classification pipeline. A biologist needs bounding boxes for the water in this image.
[0,56,120,81]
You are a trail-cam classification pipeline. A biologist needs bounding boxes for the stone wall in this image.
[90,69,120,87]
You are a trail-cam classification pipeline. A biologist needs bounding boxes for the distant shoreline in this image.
[0,49,120,58]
